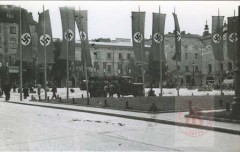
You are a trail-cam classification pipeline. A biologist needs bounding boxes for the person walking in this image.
[3,83,11,101]
[37,84,41,100]
[23,85,29,99]
[51,85,57,99]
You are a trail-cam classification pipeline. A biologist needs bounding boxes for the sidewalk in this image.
[2,92,240,136]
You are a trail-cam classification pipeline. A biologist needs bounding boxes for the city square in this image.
[0,1,240,151]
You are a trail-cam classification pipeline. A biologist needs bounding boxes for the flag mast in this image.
[139,6,145,96]
[174,7,179,96]
[78,7,90,104]
[19,6,23,101]
[159,5,163,96]
[43,5,47,100]
[66,6,69,99]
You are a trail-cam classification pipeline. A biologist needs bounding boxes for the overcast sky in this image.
[1,1,240,41]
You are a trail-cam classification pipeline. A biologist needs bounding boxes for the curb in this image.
[6,100,240,136]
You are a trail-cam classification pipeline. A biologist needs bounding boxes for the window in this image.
[10,26,16,34]
[195,66,199,72]
[107,65,112,73]
[10,37,17,49]
[119,53,122,59]
[107,52,111,59]
[185,66,189,72]
[195,53,198,59]
[185,53,188,59]
[118,64,122,73]
[127,53,131,59]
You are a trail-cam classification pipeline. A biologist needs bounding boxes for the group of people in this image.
[1,82,58,101]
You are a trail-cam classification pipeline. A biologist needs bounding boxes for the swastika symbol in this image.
[229,33,238,43]
[64,30,74,41]
[153,33,163,43]
[40,34,51,46]
[21,33,31,46]
[176,31,181,41]
[80,31,86,40]
[134,32,143,43]
[213,34,221,43]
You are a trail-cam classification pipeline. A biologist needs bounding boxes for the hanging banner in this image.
[227,16,238,60]
[131,11,146,64]
[75,10,92,67]
[172,13,181,61]
[37,10,54,64]
[18,9,32,62]
[59,7,75,60]
[152,12,166,62]
[212,15,224,61]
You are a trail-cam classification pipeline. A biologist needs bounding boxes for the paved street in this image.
[0,101,240,151]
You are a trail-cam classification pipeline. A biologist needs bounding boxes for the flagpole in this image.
[78,7,90,103]
[174,7,179,96]
[159,6,163,96]
[19,6,23,101]
[66,6,69,99]
[43,5,47,100]
[139,6,145,96]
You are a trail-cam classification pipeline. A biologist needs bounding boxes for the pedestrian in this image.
[109,83,114,97]
[51,85,57,99]
[3,83,11,101]
[37,84,41,99]
[23,85,29,99]
[103,84,109,97]
[13,82,16,93]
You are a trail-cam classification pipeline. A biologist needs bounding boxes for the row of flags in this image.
[131,10,239,64]
[131,11,180,63]
[20,6,92,67]
[20,7,238,67]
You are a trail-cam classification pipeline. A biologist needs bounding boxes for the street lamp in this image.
[192,61,195,86]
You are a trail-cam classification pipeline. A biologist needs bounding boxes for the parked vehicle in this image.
[80,76,144,97]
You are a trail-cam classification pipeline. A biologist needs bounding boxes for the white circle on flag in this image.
[64,29,74,41]
[212,33,221,43]
[176,31,181,41]
[229,33,238,43]
[40,34,51,46]
[21,33,31,46]
[80,31,87,40]
[153,33,163,43]
[134,32,143,43]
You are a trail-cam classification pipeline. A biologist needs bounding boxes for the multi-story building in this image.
[0,5,37,84]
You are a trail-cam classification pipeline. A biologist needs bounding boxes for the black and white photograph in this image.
[0,0,240,151]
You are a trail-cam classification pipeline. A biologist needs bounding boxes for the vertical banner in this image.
[37,10,54,64]
[172,13,181,61]
[152,12,166,61]
[75,10,92,67]
[212,15,224,61]
[59,7,75,60]
[227,16,238,60]
[131,11,146,63]
[19,9,32,62]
